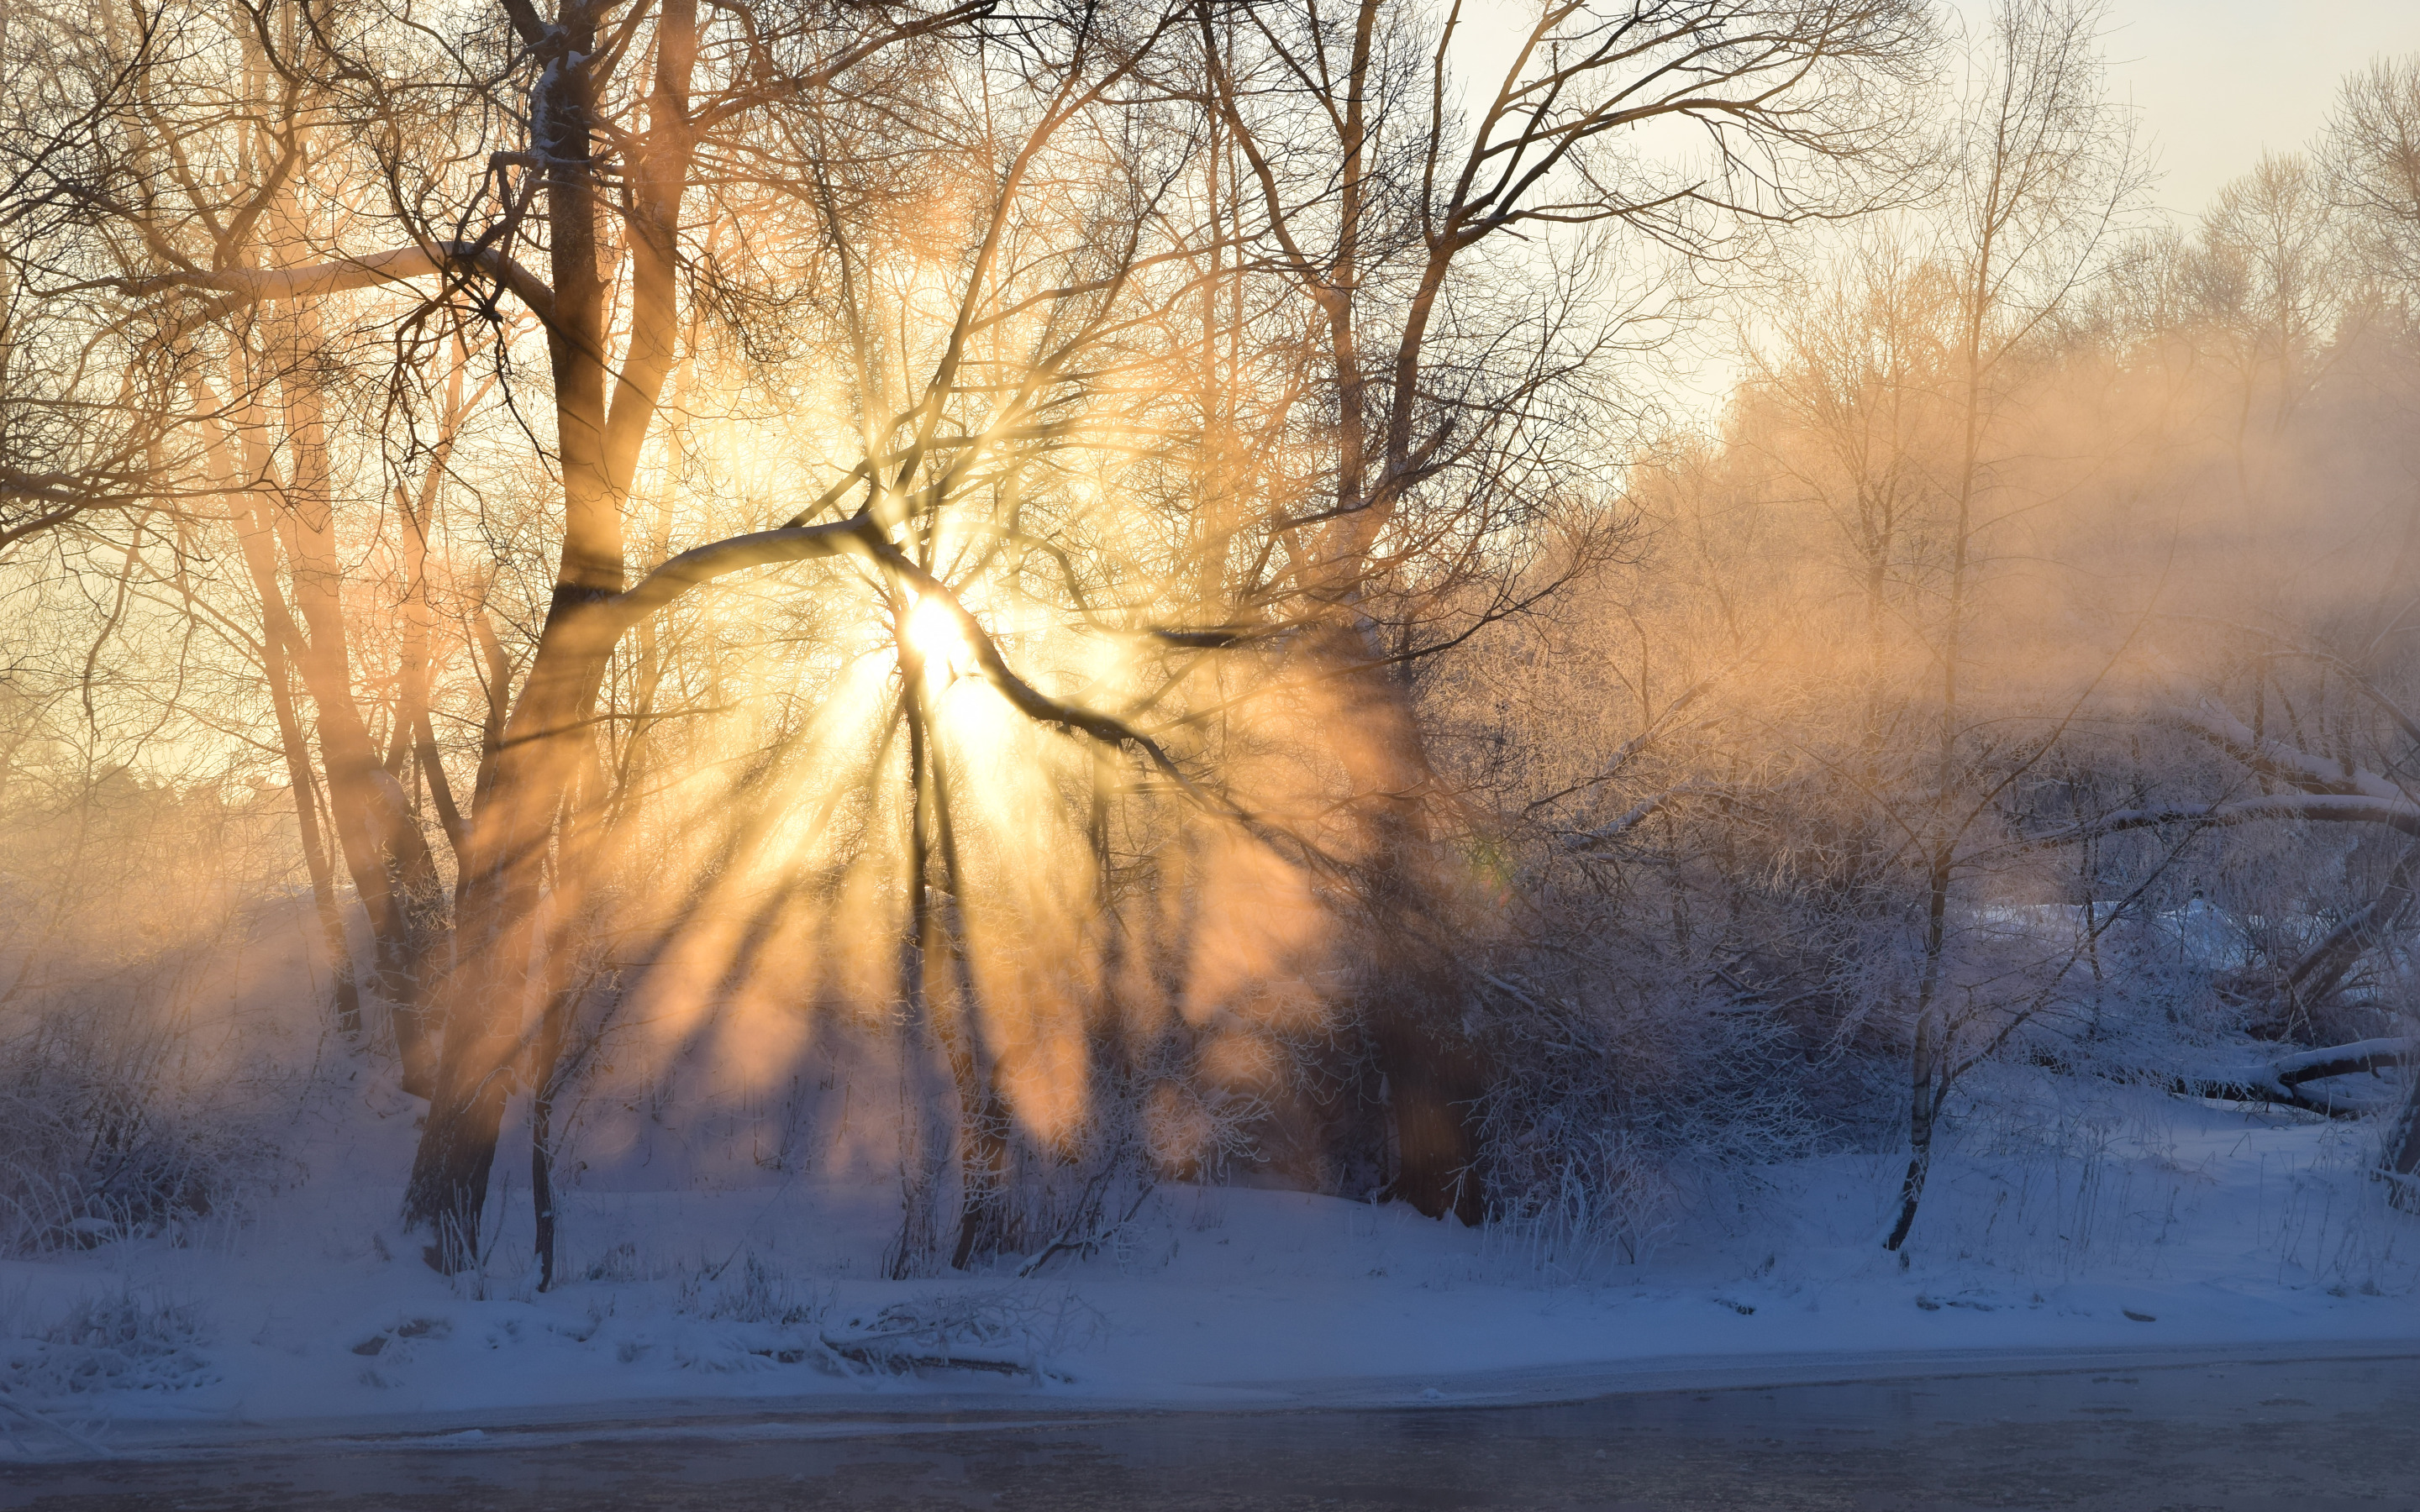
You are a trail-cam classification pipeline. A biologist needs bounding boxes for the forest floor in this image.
[5,1074,2418,1457]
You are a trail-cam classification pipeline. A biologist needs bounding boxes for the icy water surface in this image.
[6,1354,2420,1509]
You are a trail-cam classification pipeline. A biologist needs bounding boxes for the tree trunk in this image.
[1330,639,1487,1224]
[263,622,362,1038]
[402,3,702,1268]
[403,601,618,1269]
[1886,859,1953,1252]
[188,375,362,1039]
[2273,843,2420,1032]
[2383,1084,2420,1212]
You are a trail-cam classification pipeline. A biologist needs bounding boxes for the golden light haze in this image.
[6,0,2420,1280]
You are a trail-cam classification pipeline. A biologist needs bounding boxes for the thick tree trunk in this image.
[403,602,618,1269]
[402,3,702,1268]
[1329,640,1487,1224]
[529,985,577,1289]
[930,726,1016,1268]
[889,657,952,1278]
[1368,994,1487,1222]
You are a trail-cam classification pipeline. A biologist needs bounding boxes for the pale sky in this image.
[1446,3,2420,223]
[2074,2,2420,218]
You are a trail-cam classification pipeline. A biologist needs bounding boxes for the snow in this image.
[5,1074,2418,1457]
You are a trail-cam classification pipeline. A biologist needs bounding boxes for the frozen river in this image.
[6,1352,2419,1509]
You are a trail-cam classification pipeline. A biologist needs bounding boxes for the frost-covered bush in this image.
[1472,941,1854,1268]
[0,742,298,1255]
[582,1240,658,1284]
[664,1252,835,1373]
[3,1289,215,1398]
[0,1011,279,1253]
[676,1251,823,1327]
[663,1256,1095,1379]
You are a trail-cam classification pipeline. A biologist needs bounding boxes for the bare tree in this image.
[1192,0,1933,1219]
[2186,153,2350,512]
[0,3,204,559]
[57,0,999,1267]
[2326,54,2420,298]
[1876,0,2143,1252]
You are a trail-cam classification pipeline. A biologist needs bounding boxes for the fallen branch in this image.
[2036,702,2420,847]
[0,1389,113,1458]
[815,1331,1039,1377]
[2177,1037,2415,1117]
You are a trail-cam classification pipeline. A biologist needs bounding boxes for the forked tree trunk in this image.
[208,356,443,1086]
[402,0,704,1270]
[187,375,362,1039]
[2270,843,2420,1033]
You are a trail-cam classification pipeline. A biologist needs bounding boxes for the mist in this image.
[4,0,2420,1474]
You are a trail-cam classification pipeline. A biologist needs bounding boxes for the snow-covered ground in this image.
[6,1068,2417,1454]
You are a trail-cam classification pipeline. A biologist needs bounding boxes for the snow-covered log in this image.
[2086,792,2420,838]
[2265,1037,2416,1085]
[2180,1037,2416,1116]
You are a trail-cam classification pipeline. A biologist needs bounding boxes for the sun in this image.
[904,592,980,677]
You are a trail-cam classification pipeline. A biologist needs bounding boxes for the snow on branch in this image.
[2181,1037,2416,1117]
[2084,792,2420,839]
[2043,701,2420,843]
[1562,783,1715,851]
[2165,704,2412,806]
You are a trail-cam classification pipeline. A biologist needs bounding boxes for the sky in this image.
[1444,3,2420,226]
[2070,1,2420,218]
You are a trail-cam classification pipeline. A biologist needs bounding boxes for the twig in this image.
[0,1390,113,1458]
[1016,1179,1155,1278]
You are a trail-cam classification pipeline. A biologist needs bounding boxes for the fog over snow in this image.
[8,0,2420,1466]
